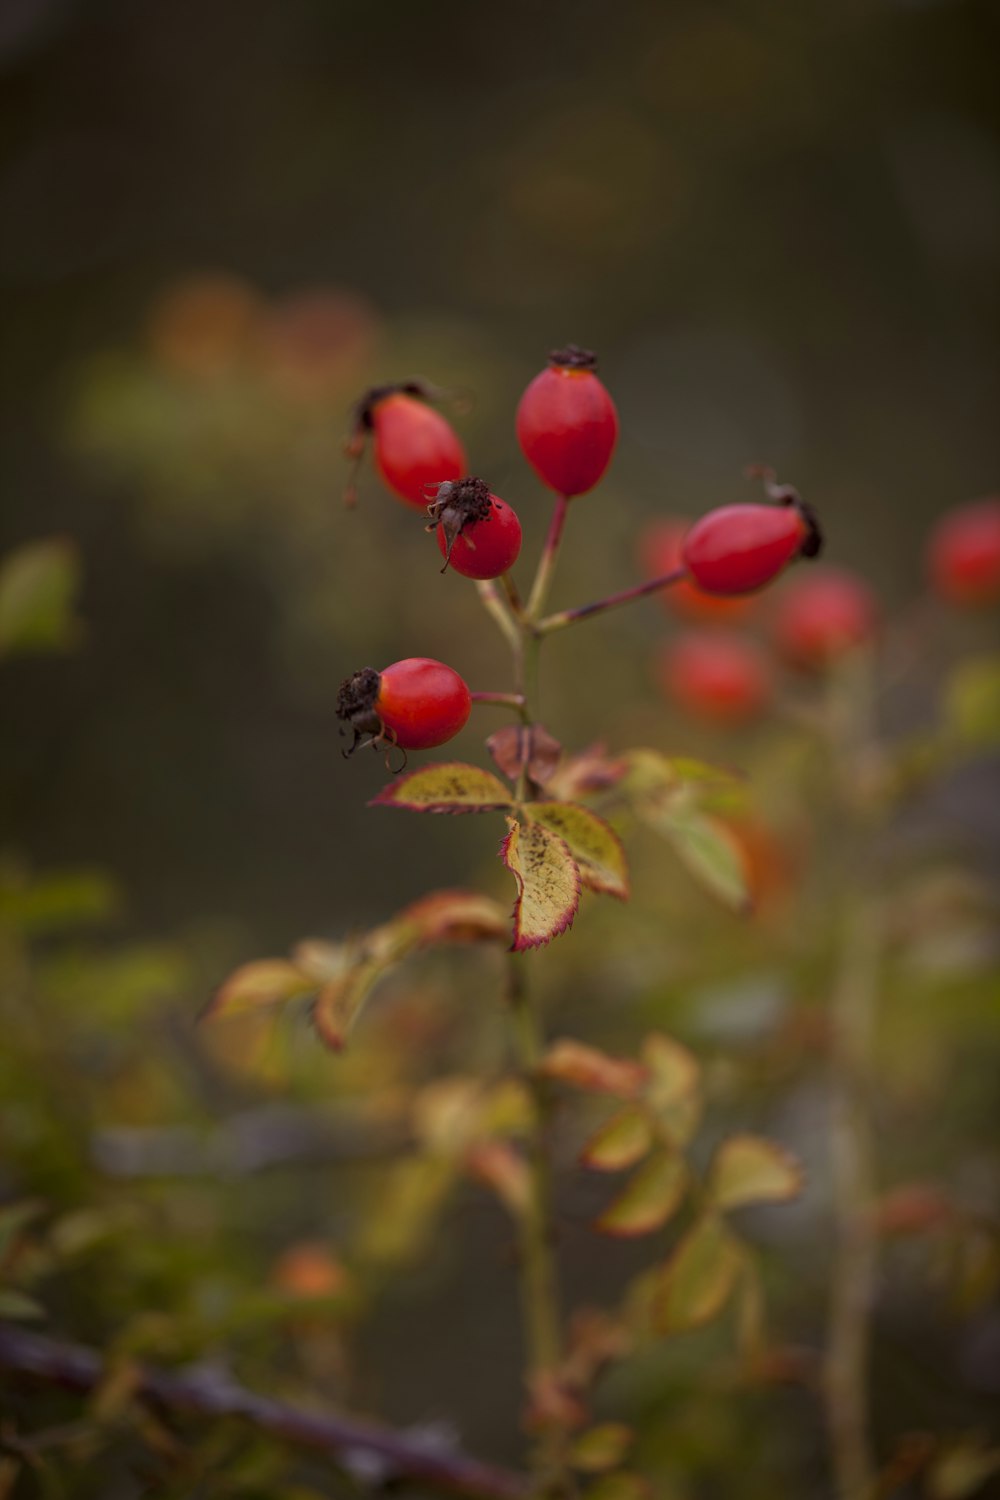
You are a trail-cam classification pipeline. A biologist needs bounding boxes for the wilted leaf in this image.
[371,762,512,813]
[500,817,580,951]
[398,888,509,946]
[581,1107,653,1171]
[540,1039,646,1097]
[946,655,1000,750]
[486,723,562,786]
[544,743,630,801]
[652,1213,744,1333]
[707,1135,803,1212]
[570,1423,635,1473]
[652,808,751,913]
[207,959,315,1020]
[0,538,81,655]
[529,802,630,899]
[640,1033,702,1147]
[595,1150,687,1237]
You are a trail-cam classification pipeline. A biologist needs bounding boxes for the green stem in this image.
[507,956,569,1496]
[476,579,520,652]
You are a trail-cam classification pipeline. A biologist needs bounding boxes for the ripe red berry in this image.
[772,567,878,671]
[426,477,522,580]
[516,345,618,498]
[682,489,822,596]
[926,498,1000,607]
[659,632,773,725]
[345,382,465,510]
[337,659,471,753]
[638,518,756,623]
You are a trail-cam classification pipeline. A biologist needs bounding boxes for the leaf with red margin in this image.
[528,802,630,900]
[594,1150,687,1237]
[312,957,391,1051]
[396,888,509,946]
[651,1212,744,1334]
[500,816,580,951]
[370,763,512,814]
[580,1106,653,1171]
[706,1134,804,1212]
[205,959,315,1020]
[540,1039,648,1097]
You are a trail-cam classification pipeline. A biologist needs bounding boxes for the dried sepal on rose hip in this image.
[337,658,471,764]
[926,497,1000,608]
[425,476,523,579]
[344,381,465,509]
[682,471,823,597]
[516,344,619,498]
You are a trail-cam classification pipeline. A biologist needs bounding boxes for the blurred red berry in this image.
[927,498,1000,607]
[660,632,773,724]
[337,659,471,752]
[682,495,822,596]
[772,567,878,671]
[426,477,522,580]
[516,345,618,498]
[345,383,465,509]
[638,518,756,623]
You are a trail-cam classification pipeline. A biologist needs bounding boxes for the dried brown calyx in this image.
[548,344,598,371]
[425,476,493,572]
[745,464,824,560]
[336,667,382,755]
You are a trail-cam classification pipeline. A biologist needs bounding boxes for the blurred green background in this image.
[1,1,999,1494]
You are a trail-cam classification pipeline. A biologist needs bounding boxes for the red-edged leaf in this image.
[397,888,509,946]
[652,1212,744,1334]
[500,816,580,951]
[540,1039,647,1097]
[528,802,630,900]
[311,960,387,1051]
[595,1150,687,1237]
[206,959,314,1020]
[707,1135,804,1212]
[464,1140,531,1218]
[640,1033,702,1147]
[371,762,512,813]
[580,1106,653,1171]
[486,723,562,785]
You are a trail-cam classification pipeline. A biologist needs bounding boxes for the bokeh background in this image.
[1,1,999,1495]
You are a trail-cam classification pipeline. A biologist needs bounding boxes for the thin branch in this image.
[0,1324,528,1500]
[537,566,687,634]
[475,580,520,651]
[470,692,527,712]
[526,495,570,621]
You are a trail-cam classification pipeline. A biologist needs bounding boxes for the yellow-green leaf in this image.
[581,1106,653,1171]
[595,1150,687,1237]
[311,958,388,1051]
[652,808,751,913]
[371,763,513,813]
[570,1423,635,1474]
[500,817,580,951]
[529,802,630,899]
[708,1135,804,1212]
[540,1039,647,1097]
[0,538,81,655]
[207,959,315,1020]
[946,655,1000,750]
[586,1473,654,1500]
[652,1213,744,1333]
[640,1033,702,1147]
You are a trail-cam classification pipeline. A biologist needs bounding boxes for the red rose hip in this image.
[660,632,773,725]
[638,518,756,623]
[682,488,822,596]
[337,659,471,752]
[516,345,618,498]
[345,382,466,509]
[772,567,878,671]
[927,498,1000,607]
[426,477,522,580]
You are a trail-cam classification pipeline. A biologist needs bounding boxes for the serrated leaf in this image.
[540,1039,647,1097]
[0,538,81,655]
[946,655,1000,750]
[0,1290,44,1321]
[371,763,513,813]
[581,1107,653,1171]
[652,808,751,913]
[595,1150,687,1237]
[652,1212,743,1334]
[500,816,580,951]
[529,802,630,899]
[570,1423,635,1474]
[207,959,315,1020]
[640,1033,702,1147]
[708,1135,804,1212]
